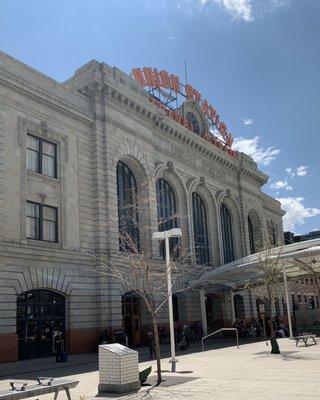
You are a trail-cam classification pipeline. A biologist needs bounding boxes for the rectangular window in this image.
[26,202,58,243]
[27,134,57,178]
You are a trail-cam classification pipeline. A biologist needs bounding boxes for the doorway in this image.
[206,294,224,330]
[17,289,65,360]
[122,293,141,346]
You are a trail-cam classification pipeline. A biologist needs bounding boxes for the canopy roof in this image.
[194,239,320,288]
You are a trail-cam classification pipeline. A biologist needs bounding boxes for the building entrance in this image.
[17,289,65,360]
[122,293,141,346]
[206,293,224,330]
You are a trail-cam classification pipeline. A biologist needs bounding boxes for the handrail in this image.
[202,328,239,351]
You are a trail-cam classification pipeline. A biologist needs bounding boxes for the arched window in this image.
[221,203,235,264]
[156,179,179,258]
[192,192,210,265]
[248,216,255,254]
[234,294,245,320]
[117,161,140,252]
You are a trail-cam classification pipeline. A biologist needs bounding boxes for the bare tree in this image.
[245,245,285,353]
[91,179,209,384]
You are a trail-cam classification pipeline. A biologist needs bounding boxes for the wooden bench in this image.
[0,378,79,400]
[293,332,317,347]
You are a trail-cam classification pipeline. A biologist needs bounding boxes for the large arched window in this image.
[117,161,140,252]
[156,179,179,258]
[192,192,210,265]
[221,203,235,264]
[248,216,255,254]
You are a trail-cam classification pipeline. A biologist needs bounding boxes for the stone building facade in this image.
[0,51,284,363]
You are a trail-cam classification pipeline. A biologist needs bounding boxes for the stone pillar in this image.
[230,289,236,324]
[98,344,140,394]
[200,288,208,336]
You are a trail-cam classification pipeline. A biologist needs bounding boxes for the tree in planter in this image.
[245,245,285,354]
[92,178,209,385]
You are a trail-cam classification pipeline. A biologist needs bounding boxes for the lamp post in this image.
[153,228,182,372]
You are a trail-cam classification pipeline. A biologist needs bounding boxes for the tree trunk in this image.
[268,295,280,354]
[152,317,162,385]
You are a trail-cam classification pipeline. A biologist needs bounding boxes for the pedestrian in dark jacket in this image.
[54,331,63,362]
[147,327,155,359]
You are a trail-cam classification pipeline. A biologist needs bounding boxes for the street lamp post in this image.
[153,228,182,373]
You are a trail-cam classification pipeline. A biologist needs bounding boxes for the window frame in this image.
[221,203,235,264]
[116,161,140,253]
[26,201,58,243]
[156,178,179,259]
[192,192,210,266]
[248,216,255,255]
[27,134,57,179]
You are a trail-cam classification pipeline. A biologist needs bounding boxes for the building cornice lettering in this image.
[105,85,267,185]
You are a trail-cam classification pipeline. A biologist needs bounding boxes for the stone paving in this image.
[1,338,320,399]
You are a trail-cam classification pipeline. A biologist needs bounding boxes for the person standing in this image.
[54,331,63,362]
[147,327,155,359]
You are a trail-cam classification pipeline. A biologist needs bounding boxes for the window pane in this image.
[42,155,55,177]
[117,161,140,252]
[27,135,39,151]
[27,216,40,239]
[42,220,56,242]
[42,206,56,221]
[27,149,39,172]
[27,203,39,218]
[42,140,55,156]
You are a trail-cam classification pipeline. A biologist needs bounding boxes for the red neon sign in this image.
[131,67,236,156]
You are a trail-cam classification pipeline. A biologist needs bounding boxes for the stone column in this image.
[199,288,208,336]
[230,289,236,324]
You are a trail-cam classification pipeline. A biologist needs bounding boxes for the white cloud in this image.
[232,136,281,166]
[296,165,308,177]
[243,118,254,125]
[196,0,290,21]
[215,0,252,21]
[285,167,295,179]
[277,197,320,232]
[270,180,292,191]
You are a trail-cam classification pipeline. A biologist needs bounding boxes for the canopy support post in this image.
[200,288,208,337]
[283,267,293,339]
[230,288,236,324]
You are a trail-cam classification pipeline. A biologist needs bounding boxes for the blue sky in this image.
[1,0,319,233]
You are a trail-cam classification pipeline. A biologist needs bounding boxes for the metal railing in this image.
[202,328,239,351]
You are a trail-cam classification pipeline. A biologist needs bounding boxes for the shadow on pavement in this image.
[0,336,262,381]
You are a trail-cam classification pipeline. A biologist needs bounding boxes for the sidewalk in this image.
[2,338,319,399]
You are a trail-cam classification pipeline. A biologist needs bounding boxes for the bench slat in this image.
[0,379,79,400]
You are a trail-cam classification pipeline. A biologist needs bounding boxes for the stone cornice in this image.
[103,83,269,186]
[0,69,93,126]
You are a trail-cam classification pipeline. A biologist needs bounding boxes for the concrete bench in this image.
[294,333,317,347]
[0,378,79,400]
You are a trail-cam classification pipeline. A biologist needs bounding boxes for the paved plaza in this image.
[1,339,320,399]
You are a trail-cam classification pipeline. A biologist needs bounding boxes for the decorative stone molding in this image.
[167,160,174,172]
[0,70,92,125]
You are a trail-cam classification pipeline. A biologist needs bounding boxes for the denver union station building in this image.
[0,51,285,363]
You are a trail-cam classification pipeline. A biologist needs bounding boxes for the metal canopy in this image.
[193,239,320,288]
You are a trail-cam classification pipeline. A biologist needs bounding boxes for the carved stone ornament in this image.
[200,176,206,186]
[167,161,174,172]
